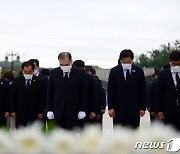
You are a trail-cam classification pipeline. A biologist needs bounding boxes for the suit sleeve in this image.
[3,81,9,113]
[151,81,160,113]
[96,80,103,114]
[46,71,54,111]
[11,79,17,113]
[38,79,45,114]
[146,82,152,109]
[101,88,107,110]
[79,71,87,111]
[139,69,147,111]
[107,69,115,110]
[90,78,97,113]
[157,72,164,112]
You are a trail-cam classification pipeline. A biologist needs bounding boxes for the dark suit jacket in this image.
[101,88,107,110]
[0,78,8,116]
[158,68,180,116]
[94,78,104,114]
[148,78,159,113]
[47,66,86,120]
[37,73,48,110]
[11,75,44,119]
[108,64,147,116]
[84,73,97,115]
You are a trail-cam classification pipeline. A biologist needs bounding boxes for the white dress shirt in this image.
[123,65,132,80]
[171,69,180,87]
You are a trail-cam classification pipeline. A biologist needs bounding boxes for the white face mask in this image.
[121,63,132,70]
[171,66,180,72]
[34,69,38,75]
[60,65,72,73]
[23,74,33,80]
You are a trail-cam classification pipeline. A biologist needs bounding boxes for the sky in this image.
[0,0,180,69]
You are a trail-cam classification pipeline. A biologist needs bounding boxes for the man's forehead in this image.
[23,66,33,70]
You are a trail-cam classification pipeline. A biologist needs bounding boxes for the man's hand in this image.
[139,110,145,117]
[38,114,44,119]
[150,112,155,117]
[96,114,102,120]
[108,109,115,117]
[11,112,16,118]
[4,112,10,118]
[47,111,54,119]
[147,107,151,112]
[101,110,106,114]
[158,112,164,120]
[89,112,96,119]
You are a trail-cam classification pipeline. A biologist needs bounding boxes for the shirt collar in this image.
[123,65,132,71]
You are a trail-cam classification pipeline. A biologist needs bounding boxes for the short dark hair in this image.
[169,50,180,62]
[41,69,50,76]
[58,52,72,60]
[91,68,96,75]
[73,60,85,68]
[154,69,160,76]
[163,64,170,70]
[22,61,35,70]
[4,71,14,81]
[119,49,134,60]
[84,65,93,73]
[29,59,39,67]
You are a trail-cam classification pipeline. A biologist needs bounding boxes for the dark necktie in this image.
[63,72,69,84]
[176,73,180,87]
[26,79,31,87]
[126,69,130,81]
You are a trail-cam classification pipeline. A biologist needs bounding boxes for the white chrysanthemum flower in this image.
[12,123,44,154]
[0,131,12,154]
[106,126,134,154]
[45,128,77,154]
[77,125,106,154]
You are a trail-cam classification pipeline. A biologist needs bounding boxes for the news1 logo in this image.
[167,138,180,152]
[135,138,180,152]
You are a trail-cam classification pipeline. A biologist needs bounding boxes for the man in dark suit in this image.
[29,59,48,125]
[73,60,97,128]
[147,70,160,121]
[85,66,106,126]
[0,66,9,127]
[158,50,180,131]
[47,52,86,130]
[108,49,147,129]
[11,62,44,127]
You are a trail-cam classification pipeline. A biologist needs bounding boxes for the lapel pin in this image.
[0,82,3,85]
[132,70,136,73]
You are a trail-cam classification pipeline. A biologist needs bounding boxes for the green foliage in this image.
[135,40,180,69]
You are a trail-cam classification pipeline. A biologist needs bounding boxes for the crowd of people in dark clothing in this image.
[0,49,180,132]
[0,56,106,130]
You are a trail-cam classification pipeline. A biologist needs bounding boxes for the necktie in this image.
[126,69,130,81]
[26,79,31,87]
[63,72,69,84]
[176,73,180,87]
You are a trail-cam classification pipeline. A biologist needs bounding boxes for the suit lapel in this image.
[128,65,136,84]
[57,67,66,87]
[30,75,36,88]
[66,66,76,87]
[167,69,176,91]
[118,65,126,84]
